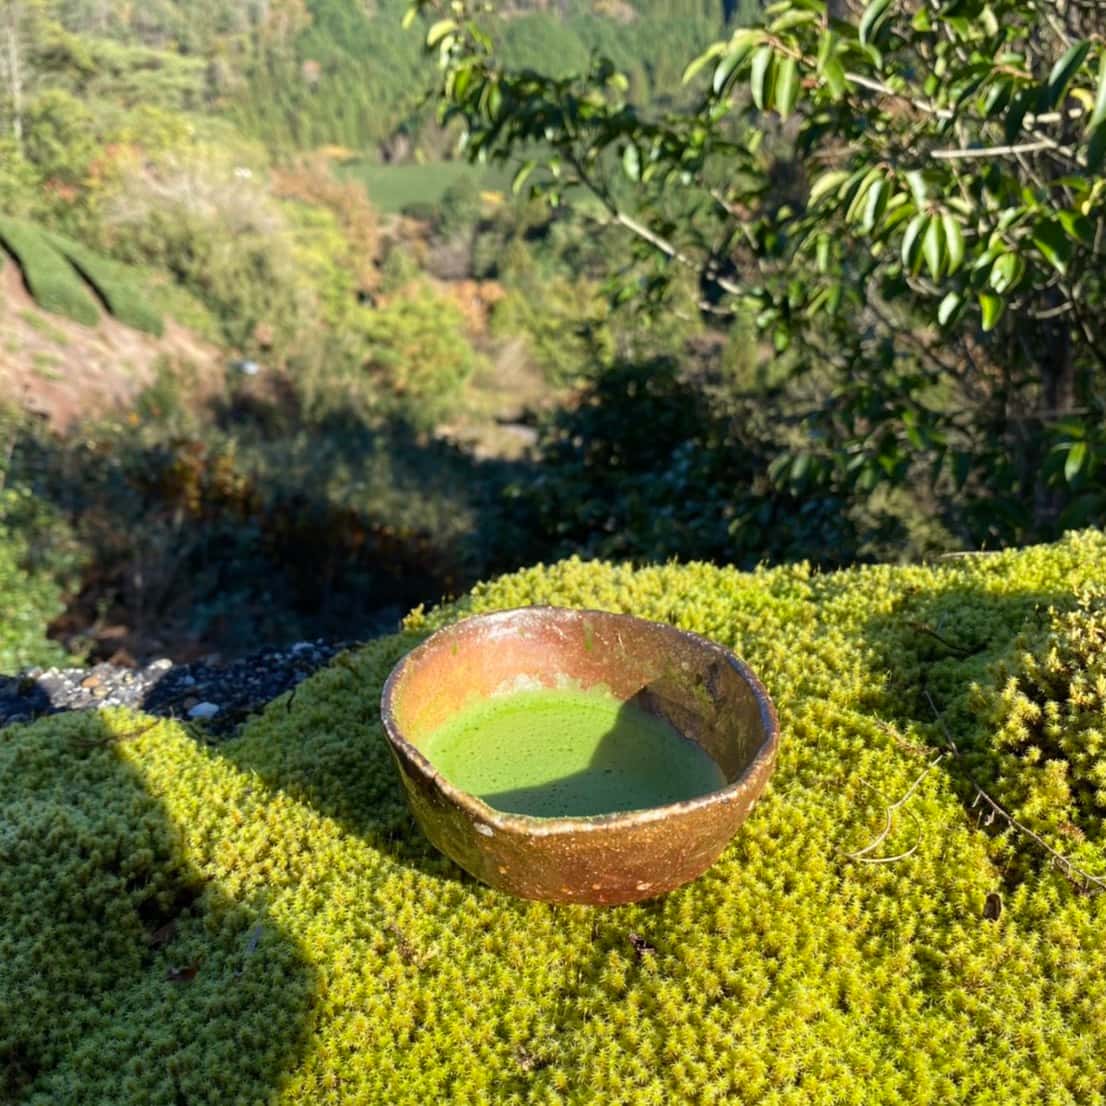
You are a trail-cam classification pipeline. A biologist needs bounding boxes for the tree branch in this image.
[931,140,1056,160]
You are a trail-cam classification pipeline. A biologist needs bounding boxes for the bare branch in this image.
[925,692,1106,896]
[931,140,1055,160]
[847,752,945,863]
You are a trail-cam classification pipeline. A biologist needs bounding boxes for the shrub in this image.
[515,358,951,568]
[0,218,99,327]
[45,232,165,336]
[0,487,78,672]
[352,282,481,429]
[4,532,1106,1103]
[103,155,312,356]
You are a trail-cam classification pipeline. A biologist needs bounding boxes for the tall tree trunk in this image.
[1,2,24,151]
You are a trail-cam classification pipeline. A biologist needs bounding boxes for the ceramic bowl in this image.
[380,606,779,905]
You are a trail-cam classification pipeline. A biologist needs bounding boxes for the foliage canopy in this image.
[411,0,1106,544]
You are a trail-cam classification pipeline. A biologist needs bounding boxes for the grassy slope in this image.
[45,232,165,337]
[0,218,100,328]
[337,159,505,214]
[3,532,1106,1104]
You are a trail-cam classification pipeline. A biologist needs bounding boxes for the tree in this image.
[0,0,38,150]
[408,0,1106,544]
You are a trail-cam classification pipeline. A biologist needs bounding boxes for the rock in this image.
[188,702,221,721]
[81,675,101,689]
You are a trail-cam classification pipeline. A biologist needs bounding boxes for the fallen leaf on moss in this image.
[165,962,199,983]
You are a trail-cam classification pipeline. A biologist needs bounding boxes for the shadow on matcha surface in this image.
[0,712,316,1105]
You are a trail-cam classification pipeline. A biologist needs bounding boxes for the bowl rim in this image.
[380,606,780,838]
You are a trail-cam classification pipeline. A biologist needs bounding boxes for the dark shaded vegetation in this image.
[0,711,316,1103]
[3,0,1105,672]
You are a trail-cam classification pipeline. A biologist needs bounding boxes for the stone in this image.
[188,702,221,721]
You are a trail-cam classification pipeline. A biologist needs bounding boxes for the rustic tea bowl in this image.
[380,607,779,905]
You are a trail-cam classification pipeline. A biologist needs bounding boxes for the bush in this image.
[103,156,312,356]
[352,282,481,429]
[45,232,165,336]
[0,487,78,672]
[0,218,99,327]
[4,532,1106,1103]
[515,358,949,568]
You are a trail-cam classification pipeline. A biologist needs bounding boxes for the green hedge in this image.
[46,232,165,337]
[4,532,1106,1103]
[0,217,99,327]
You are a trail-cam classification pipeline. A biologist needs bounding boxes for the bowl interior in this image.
[387,608,774,817]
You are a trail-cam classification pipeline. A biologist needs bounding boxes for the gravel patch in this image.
[1,639,365,737]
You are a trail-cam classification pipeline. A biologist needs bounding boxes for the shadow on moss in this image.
[858,576,1089,886]
[0,712,316,1104]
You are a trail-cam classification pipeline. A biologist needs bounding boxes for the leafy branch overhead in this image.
[408,0,1106,528]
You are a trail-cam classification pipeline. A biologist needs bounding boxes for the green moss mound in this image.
[45,232,165,337]
[5,533,1106,1104]
[0,217,99,327]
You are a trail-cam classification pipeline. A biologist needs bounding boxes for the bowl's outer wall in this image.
[382,607,778,905]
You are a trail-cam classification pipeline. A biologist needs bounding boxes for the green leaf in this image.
[712,50,742,95]
[1066,441,1088,483]
[901,212,928,271]
[775,55,800,119]
[512,161,536,195]
[1004,88,1030,143]
[904,170,928,207]
[809,169,850,205]
[622,144,641,181]
[750,45,774,111]
[816,234,831,272]
[682,43,726,85]
[1058,209,1094,246]
[1089,123,1106,172]
[938,290,963,327]
[859,0,894,48]
[1090,51,1106,132]
[1045,40,1090,110]
[989,252,1024,294]
[401,6,418,30]
[942,213,965,274]
[770,9,819,32]
[822,56,847,98]
[1033,219,1072,275]
[923,215,944,281]
[426,19,457,48]
[861,179,888,233]
[979,291,1004,331]
[846,167,883,223]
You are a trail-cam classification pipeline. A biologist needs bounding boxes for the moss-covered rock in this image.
[4,532,1106,1104]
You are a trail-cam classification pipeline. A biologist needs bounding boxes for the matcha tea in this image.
[422,687,726,818]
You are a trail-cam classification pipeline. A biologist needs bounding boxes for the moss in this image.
[6,532,1106,1103]
[0,218,99,327]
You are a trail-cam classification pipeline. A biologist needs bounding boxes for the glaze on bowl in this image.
[380,607,779,905]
